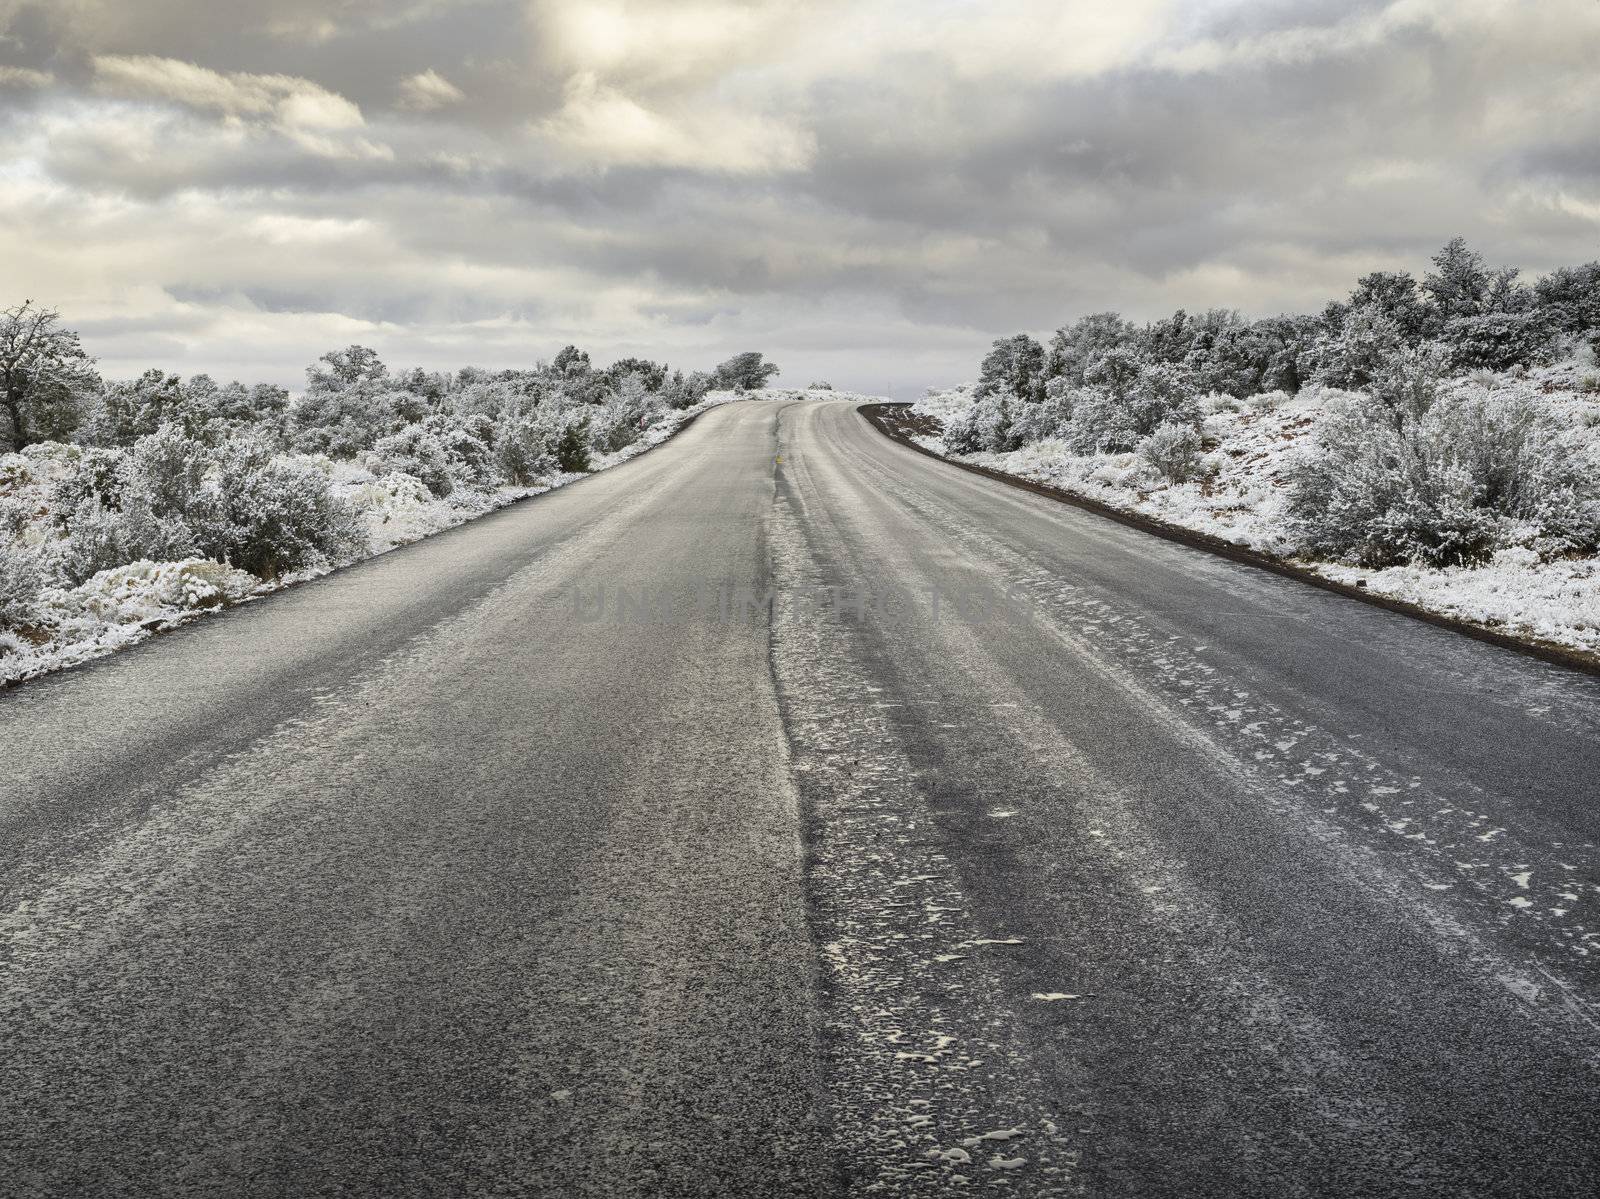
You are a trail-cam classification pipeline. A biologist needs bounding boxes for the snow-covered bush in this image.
[436,420,498,488]
[0,451,32,490]
[1010,384,1074,444]
[1311,304,1407,390]
[554,411,592,473]
[660,370,712,410]
[1440,311,1554,372]
[976,334,1047,402]
[197,440,366,579]
[61,499,140,583]
[1288,389,1599,568]
[367,416,500,498]
[368,423,458,497]
[447,380,503,421]
[944,392,1025,454]
[1065,353,1199,454]
[59,559,258,625]
[493,408,556,485]
[0,539,46,628]
[124,424,209,516]
[592,374,665,454]
[1138,422,1207,484]
[47,446,129,523]
[51,427,214,581]
[291,387,404,458]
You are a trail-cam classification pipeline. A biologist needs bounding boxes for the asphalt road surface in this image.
[4,399,1599,1198]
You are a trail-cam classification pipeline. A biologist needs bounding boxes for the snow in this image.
[0,560,259,682]
[910,363,1600,660]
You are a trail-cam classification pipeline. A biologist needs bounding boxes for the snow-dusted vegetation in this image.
[0,308,786,685]
[910,240,1600,657]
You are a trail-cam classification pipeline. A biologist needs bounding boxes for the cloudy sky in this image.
[2,0,1598,395]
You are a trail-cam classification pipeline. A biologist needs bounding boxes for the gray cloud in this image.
[2,0,1599,396]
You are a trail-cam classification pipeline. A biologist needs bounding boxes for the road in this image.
[3,398,1599,1197]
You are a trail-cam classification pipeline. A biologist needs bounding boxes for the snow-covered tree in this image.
[604,356,668,393]
[1345,271,1429,344]
[1311,303,1407,390]
[659,369,709,410]
[591,372,663,453]
[1422,237,1526,327]
[711,351,780,391]
[1048,313,1139,385]
[976,333,1046,402]
[1440,311,1555,371]
[81,369,185,446]
[307,345,389,393]
[1066,351,1200,454]
[1534,262,1600,342]
[1185,324,1271,398]
[1,301,100,449]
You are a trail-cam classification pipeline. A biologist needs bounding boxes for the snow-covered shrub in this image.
[47,446,130,526]
[0,540,46,628]
[196,440,366,579]
[1065,353,1200,454]
[1288,405,1493,567]
[1010,384,1074,444]
[554,411,592,472]
[1138,422,1207,484]
[660,370,712,410]
[60,498,142,583]
[0,451,34,490]
[1440,311,1555,372]
[494,408,557,485]
[1288,389,1599,568]
[944,392,1025,454]
[492,405,595,479]
[1435,390,1600,555]
[436,420,498,488]
[592,374,665,454]
[125,424,210,519]
[0,494,29,538]
[60,559,258,624]
[48,428,212,582]
[291,388,407,458]
[1311,304,1406,390]
[450,379,528,428]
[1366,342,1450,431]
[368,423,458,497]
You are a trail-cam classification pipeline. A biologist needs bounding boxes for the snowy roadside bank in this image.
[0,389,842,688]
[890,367,1600,665]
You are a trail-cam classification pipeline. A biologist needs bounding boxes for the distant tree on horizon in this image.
[712,351,780,390]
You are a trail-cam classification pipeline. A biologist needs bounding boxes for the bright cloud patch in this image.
[90,54,388,159]
[538,74,814,174]
[397,69,465,111]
